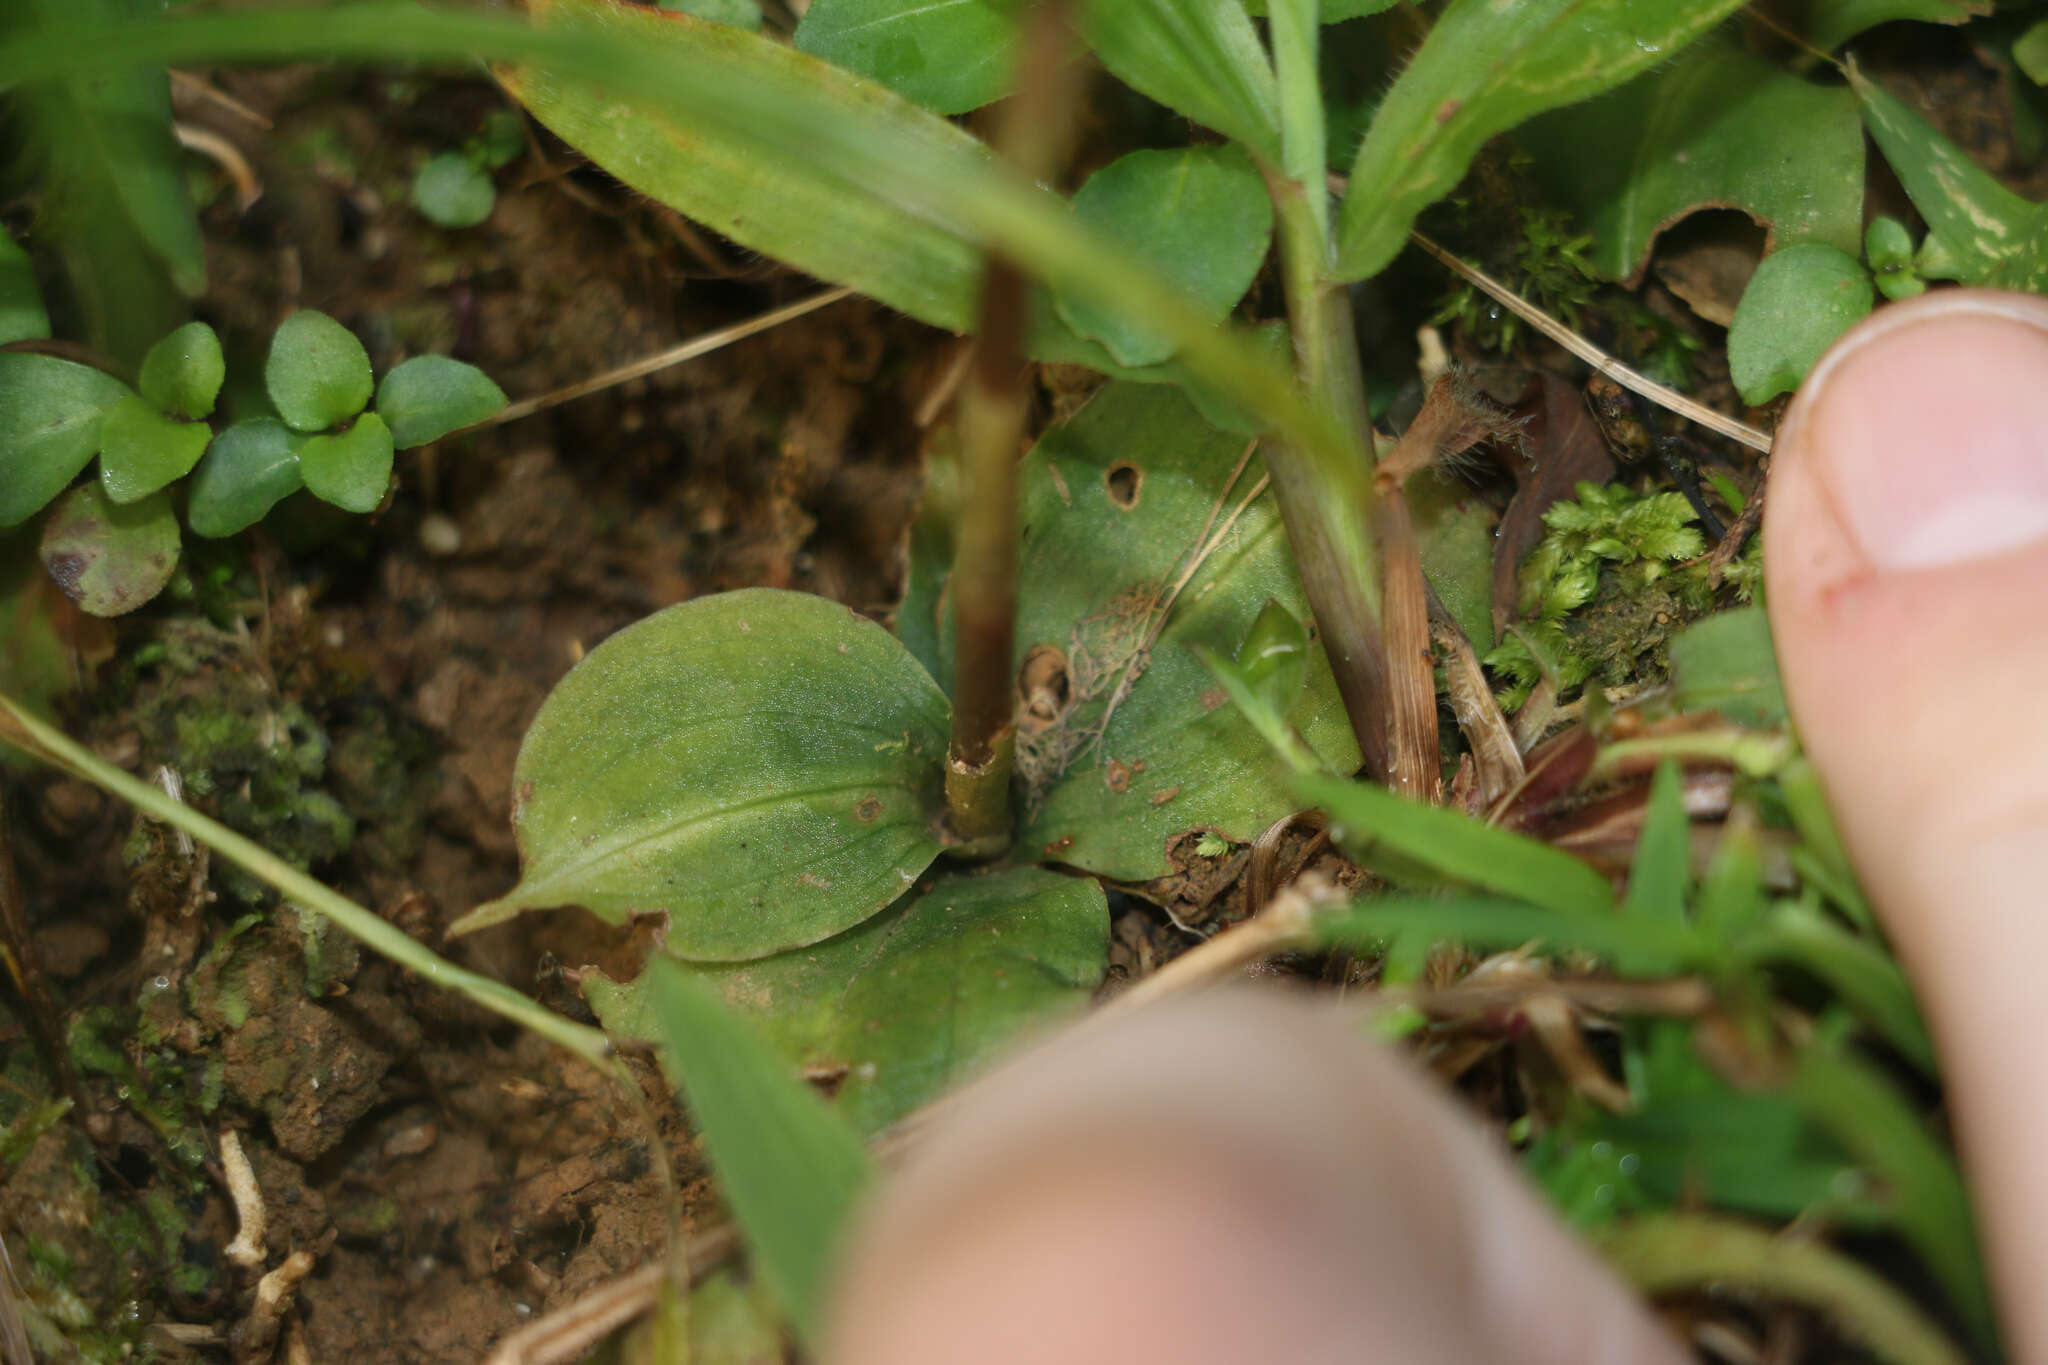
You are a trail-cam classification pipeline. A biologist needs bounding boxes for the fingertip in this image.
[1763,287,2048,1360]
[826,992,1686,1365]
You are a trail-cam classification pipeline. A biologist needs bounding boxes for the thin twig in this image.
[168,70,273,128]
[1406,231,1774,453]
[473,287,856,430]
[479,1226,740,1365]
[174,123,261,210]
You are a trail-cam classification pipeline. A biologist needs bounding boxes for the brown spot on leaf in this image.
[44,552,86,596]
[1149,785,1181,806]
[1199,687,1227,710]
[797,871,830,890]
[1105,759,1131,793]
[854,796,883,822]
[1435,98,1461,123]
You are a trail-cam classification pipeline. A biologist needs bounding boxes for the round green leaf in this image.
[0,353,131,527]
[1053,146,1274,368]
[137,320,225,420]
[265,310,373,432]
[588,866,1108,1135]
[455,588,952,961]
[794,0,1020,116]
[376,354,508,448]
[186,418,306,538]
[299,412,394,513]
[39,481,180,618]
[410,151,497,229]
[1728,244,1874,405]
[97,395,211,503]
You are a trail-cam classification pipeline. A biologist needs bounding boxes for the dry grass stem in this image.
[477,288,856,430]
[1432,619,1524,807]
[1406,231,1774,453]
[478,1226,740,1365]
[174,123,261,210]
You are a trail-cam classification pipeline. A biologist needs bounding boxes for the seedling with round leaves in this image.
[0,281,506,615]
[409,107,525,229]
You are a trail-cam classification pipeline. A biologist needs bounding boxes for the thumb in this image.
[1764,289,2048,1360]
[826,990,1687,1365]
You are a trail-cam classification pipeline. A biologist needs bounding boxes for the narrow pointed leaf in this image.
[643,958,873,1351]
[0,353,130,526]
[1622,761,1690,928]
[1318,893,1698,970]
[10,0,202,363]
[1773,0,1988,52]
[503,0,987,332]
[1081,0,1281,161]
[458,589,951,961]
[1335,0,1750,282]
[1299,771,1615,916]
[1851,62,2048,292]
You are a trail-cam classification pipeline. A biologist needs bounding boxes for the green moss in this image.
[120,620,431,907]
[1486,480,1732,709]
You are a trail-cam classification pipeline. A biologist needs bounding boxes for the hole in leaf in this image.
[1017,645,1071,733]
[1105,462,1143,509]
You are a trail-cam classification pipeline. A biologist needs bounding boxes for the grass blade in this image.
[644,958,875,1352]
[1299,772,1615,916]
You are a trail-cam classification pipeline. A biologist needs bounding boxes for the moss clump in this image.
[1486,481,1734,707]
[120,620,432,906]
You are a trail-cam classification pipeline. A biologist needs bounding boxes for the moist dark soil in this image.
[4,64,944,1364]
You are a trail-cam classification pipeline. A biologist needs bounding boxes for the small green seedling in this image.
[0,287,505,615]
[409,108,524,229]
[1865,215,1927,302]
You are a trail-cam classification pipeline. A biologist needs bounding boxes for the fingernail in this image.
[1786,290,2048,571]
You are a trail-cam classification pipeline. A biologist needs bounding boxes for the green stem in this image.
[1591,1214,1971,1365]
[1267,0,1327,239]
[945,0,1081,848]
[1265,161,1387,778]
[0,694,626,1085]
